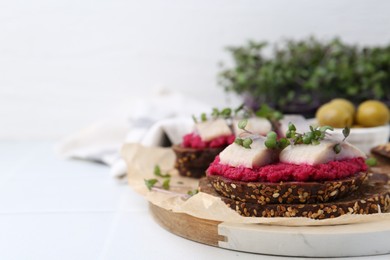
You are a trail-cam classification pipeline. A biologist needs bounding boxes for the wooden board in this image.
[149,203,224,246]
[149,156,390,257]
[150,203,390,257]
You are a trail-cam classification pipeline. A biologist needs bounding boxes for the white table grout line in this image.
[97,189,131,260]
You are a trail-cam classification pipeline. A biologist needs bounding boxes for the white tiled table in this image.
[1,141,388,260]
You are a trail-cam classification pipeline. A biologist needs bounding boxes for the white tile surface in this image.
[0,212,114,260]
[0,141,389,260]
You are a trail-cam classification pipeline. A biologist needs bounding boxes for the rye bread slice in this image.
[172,144,224,178]
[371,143,390,159]
[199,175,390,219]
[207,172,367,204]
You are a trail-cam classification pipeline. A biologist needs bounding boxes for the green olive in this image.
[316,103,353,128]
[356,100,390,127]
[330,98,355,117]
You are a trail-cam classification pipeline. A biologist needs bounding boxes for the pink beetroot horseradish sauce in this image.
[182,133,235,149]
[207,156,367,183]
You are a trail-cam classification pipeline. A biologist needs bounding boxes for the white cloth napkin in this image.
[56,91,211,179]
[110,117,194,179]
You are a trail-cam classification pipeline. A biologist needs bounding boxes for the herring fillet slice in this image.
[233,117,272,136]
[280,140,366,165]
[219,139,276,168]
[195,118,232,142]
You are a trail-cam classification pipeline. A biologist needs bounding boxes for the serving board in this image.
[150,203,390,257]
[149,155,390,257]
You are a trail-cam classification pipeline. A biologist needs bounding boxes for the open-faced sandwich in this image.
[173,105,281,178]
[201,122,390,219]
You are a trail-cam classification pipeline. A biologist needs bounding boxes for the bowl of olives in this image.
[315,99,390,154]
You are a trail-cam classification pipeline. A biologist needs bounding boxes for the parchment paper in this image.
[122,143,390,227]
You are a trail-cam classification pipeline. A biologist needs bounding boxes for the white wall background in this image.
[1,0,390,140]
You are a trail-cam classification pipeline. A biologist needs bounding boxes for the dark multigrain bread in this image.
[199,176,390,219]
[207,172,367,204]
[172,145,224,178]
[371,143,390,159]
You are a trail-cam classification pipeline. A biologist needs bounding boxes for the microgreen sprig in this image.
[235,118,284,150]
[144,179,158,191]
[342,127,350,142]
[192,103,278,124]
[264,131,290,149]
[211,107,233,119]
[144,177,171,191]
[333,126,350,154]
[144,165,171,191]
[234,137,253,149]
[144,164,199,199]
[234,103,245,115]
[236,118,288,150]
[284,123,351,154]
[365,157,377,167]
[162,178,170,190]
[193,105,240,123]
[234,118,256,149]
[256,104,283,121]
[264,132,277,148]
[201,113,207,122]
[286,123,334,146]
[187,189,199,196]
[238,118,248,130]
[154,165,171,178]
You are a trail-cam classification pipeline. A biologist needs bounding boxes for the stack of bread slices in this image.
[201,138,390,219]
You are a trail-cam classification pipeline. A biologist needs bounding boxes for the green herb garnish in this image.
[256,104,283,121]
[200,113,207,122]
[234,137,253,149]
[284,123,351,155]
[211,108,220,117]
[187,189,199,196]
[333,126,350,154]
[286,123,334,146]
[162,178,170,190]
[195,106,236,123]
[211,106,234,119]
[234,103,245,115]
[264,131,290,149]
[242,138,253,148]
[333,144,342,154]
[365,157,377,167]
[146,165,195,199]
[144,179,158,191]
[236,119,284,150]
[264,131,277,148]
[342,126,350,141]
[235,119,255,149]
[220,108,232,118]
[154,165,171,178]
[234,138,243,146]
[238,119,248,130]
[145,165,171,191]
